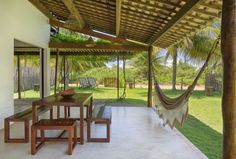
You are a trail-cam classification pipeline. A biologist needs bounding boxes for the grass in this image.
[162,90,222,159]
[15,86,222,158]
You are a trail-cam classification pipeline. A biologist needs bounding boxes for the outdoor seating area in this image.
[2,0,236,159]
[0,106,207,159]
[4,92,113,156]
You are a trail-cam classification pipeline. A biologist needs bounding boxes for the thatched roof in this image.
[29,0,222,48]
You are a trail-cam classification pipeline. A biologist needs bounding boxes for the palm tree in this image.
[180,21,221,71]
[164,44,179,91]
[164,20,220,91]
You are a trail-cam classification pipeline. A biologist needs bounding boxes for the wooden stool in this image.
[31,119,77,155]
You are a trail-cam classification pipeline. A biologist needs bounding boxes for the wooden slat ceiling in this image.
[14,47,135,56]
[30,0,222,48]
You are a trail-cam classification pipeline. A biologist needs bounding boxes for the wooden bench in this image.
[87,105,112,142]
[4,106,51,143]
[31,119,77,155]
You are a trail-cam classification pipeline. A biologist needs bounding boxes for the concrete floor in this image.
[0,107,207,159]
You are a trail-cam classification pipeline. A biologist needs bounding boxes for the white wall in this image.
[0,0,50,129]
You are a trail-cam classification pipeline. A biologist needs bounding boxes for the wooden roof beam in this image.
[49,51,133,56]
[116,0,122,37]
[49,19,149,48]
[149,0,201,45]
[62,0,85,29]
[28,0,56,20]
[49,41,148,52]
[50,19,126,44]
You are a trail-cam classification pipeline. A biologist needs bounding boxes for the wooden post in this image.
[40,49,44,98]
[117,55,120,99]
[172,51,177,91]
[147,46,153,107]
[221,0,236,158]
[54,49,59,95]
[17,55,21,99]
[63,55,66,91]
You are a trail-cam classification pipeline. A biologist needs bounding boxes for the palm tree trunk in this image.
[172,51,177,91]
[221,0,236,158]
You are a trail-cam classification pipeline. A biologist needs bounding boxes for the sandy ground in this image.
[135,84,205,90]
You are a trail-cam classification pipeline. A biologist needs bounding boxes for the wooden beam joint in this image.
[62,0,85,29]
[48,41,148,52]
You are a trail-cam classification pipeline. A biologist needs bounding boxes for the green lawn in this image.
[176,90,222,159]
[15,87,222,158]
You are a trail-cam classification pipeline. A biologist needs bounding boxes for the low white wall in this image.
[0,0,50,129]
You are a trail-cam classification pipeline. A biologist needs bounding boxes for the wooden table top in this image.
[32,93,93,106]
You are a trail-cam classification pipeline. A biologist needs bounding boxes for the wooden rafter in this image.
[116,0,122,37]
[199,2,222,10]
[149,0,201,45]
[62,0,85,29]
[194,8,220,18]
[28,0,56,20]
[29,0,222,48]
[187,14,209,21]
[49,41,148,52]
[152,0,182,8]
[50,19,148,47]
[128,0,177,14]
[50,19,126,44]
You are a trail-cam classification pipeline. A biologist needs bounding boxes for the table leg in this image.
[89,97,93,117]
[64,106,68,118]
[80,105,84,144]
[50,108,53,119]
[32,104,37,124]
[57,106,60,119]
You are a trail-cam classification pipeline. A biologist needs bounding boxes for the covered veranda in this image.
[0,107,207,159]
[1,0,236,158]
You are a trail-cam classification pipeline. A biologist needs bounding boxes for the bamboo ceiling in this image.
[29,0,222,48]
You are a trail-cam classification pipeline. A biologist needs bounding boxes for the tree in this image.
[165,20,221,90]
[164,44,179,91]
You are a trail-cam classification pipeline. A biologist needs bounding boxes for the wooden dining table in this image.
[32,93,93,145]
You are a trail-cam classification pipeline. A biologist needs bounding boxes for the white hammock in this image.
[152,36,220,128]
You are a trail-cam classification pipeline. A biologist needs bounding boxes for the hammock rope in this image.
[152,36,220,127]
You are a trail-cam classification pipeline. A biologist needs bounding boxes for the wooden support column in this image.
[117,55,120,99]
[54,49,59,95]
[63,55,66,91]
[40,49,44,98]
[221,0,236,158]
[17,55,21,99]
[147,46,153,107]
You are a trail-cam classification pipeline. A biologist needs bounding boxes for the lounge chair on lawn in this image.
[87,77,98,88]
[79,77,90,88]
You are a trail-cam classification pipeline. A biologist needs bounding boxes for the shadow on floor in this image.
[91,98,146,107]
[176,114,222,159]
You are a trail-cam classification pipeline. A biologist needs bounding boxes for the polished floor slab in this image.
[0,107,207,159]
